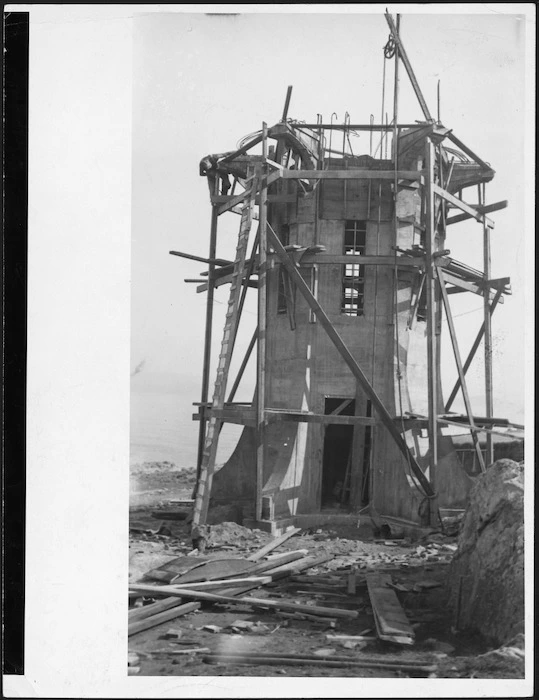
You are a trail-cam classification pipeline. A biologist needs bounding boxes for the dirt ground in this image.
[128,462,524,679]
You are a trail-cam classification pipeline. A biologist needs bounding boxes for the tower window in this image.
[342,221,366,316]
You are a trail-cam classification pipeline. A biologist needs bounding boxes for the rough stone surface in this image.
[448,459,524,645]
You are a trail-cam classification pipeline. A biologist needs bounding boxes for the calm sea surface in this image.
[130,390,242,468]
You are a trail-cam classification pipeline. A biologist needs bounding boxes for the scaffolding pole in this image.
[425,138,439,525]
[256,123,269,522]
[196,206,219,487]
[482,183,494,466]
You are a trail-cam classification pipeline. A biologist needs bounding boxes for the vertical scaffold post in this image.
[256,122,268,522]
[482,183,494,466]
[196,206,219,487]
[424,138,438,526]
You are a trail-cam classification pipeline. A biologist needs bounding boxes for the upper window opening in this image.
[342,221,366,317]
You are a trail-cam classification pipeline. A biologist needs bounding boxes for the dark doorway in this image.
[322,398,355,508]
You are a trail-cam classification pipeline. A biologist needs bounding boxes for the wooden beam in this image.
[281,85,293,121]
[366,573,415,645]
[211,194,296,205]
[432,183,494,228]
[482,184,494,466]
[270,253,424,267]
[193,406,256,428]
[217,133,263,165]
[280,168,422,181]
[128,585,359,619]
[227,327,257,403]
[128,602,201,637]
[196,208,219,486]
[329,398,353,415]
[445,286,503,411]
[247,526,301,562]
[256,150,268,523]
[216,169,281,215]
[385,11,433,122]
[445,199,508,226]
[438,269,486,473]
[425,139,439,524]
[265,223,435,500]
[196,274,258,293]
[169,250,232,266]
[264,410,377,426]
[441,270,505,301]
[446,132,493,173]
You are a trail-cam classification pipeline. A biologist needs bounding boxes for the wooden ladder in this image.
[192,172,259,532]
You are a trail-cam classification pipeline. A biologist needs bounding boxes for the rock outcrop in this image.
[448,459,524,645]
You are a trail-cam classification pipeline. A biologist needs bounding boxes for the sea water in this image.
[130,390,242,468]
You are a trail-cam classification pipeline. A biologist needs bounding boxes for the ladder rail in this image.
[192,173,259,533]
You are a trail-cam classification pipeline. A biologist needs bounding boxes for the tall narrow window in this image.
[342,220,366,316]
[277,224,290,314]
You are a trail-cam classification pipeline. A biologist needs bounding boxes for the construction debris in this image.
[366,573,415,645]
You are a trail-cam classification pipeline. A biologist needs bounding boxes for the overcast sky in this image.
[131,9,527,421]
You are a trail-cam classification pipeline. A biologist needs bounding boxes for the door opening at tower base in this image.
[322,398,355,508]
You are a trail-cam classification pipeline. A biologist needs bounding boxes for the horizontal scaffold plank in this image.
[432,183,494,228]
[272,253,424,267]
[193,406,256,428]
[264,409,377,426]
[196,274,258,293]
[441,270,506,302]
[280,169,423,181]
[445,199,508,226]
[211,194,297,205]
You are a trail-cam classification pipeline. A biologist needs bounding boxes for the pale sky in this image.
[131,9,527,421]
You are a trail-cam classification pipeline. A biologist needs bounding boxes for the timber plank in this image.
[247,527,301,562]
[366,573,415,644]
[129,584,358,619]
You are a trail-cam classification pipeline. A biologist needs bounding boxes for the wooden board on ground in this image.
[172,558,257,584]
[144,555,254,584]
[129,584,359,619]
[247,527,301,561]
[365,573,415,645]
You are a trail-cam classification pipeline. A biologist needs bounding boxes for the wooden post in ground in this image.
[444,286,503,412]
[424,138,439,525]
[481,183,494,467]
[195,206,219,488]
[438,269,486,473]
[256,123,268,522]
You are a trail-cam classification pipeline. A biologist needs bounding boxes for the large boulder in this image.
[448,459,524,645]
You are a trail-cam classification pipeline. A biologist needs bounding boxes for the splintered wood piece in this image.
[145,555,254,584]
[366,573,415,645]
[247,527,301,561]
[172,558,256,584]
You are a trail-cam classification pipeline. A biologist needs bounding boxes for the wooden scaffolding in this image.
[172,13,521,541]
